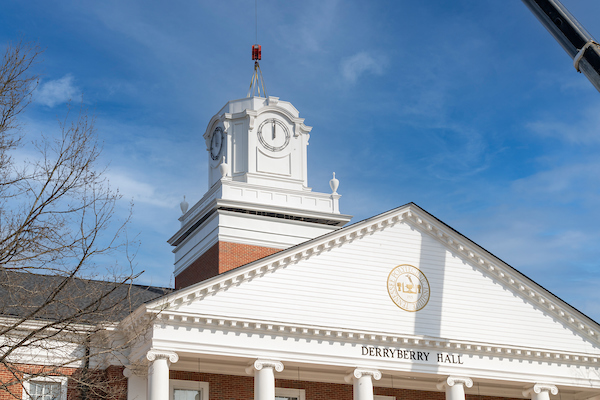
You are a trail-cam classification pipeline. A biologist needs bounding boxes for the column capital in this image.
[437,376,473,390]
[344,368,382,383]
[146,349,179,364]
[245,358,284,374]
[123,364,146,378]
[523,384,559,397]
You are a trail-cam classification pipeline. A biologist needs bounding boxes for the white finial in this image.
[219,155,230,178]
[180,195,189,215]
[329,172,339,194]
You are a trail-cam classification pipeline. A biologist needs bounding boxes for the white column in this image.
[344,368,382,400]
[146,350,179,400]
[123,367,147,400]
[245,359,284,400]
[437,376,473,400]
[523,384,559,400]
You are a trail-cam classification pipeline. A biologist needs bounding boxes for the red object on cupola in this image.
[252,44,261,60]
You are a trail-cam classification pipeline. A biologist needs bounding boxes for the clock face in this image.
[210,127,223,160]
[257,118,290,152]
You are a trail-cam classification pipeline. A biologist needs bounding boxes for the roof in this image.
[150,202,600,342]
[0,270,171,324]
[133,201,600,383]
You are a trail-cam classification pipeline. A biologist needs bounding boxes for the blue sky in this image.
[3,1,600,321]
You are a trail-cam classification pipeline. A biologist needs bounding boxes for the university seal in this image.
[387,264,430,312]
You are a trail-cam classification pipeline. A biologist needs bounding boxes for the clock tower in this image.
[168,96,352,289]
[205,96,313,191]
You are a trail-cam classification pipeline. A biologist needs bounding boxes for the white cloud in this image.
[340,52,386,83]
[36,74,79,107]
[105,171,179,209]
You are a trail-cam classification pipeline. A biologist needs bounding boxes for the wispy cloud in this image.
[340,52,386,83]
[36,74,79,107]
[511,160,600,206]
[424,128,491,181]
[526,104,600,144]
[274,0,340,53]
[106,170,179,209]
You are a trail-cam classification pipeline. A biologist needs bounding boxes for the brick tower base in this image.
[174,241,281,289]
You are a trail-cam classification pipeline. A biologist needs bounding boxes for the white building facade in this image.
[120,96,600,400]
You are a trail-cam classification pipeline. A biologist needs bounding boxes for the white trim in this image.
[148,312,600,367]
[276,387,306,400]
[375,396,396,400]
[22,375,68,400]
[151,204,600,346]
[169,379,209,400]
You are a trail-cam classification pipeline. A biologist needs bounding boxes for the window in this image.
[170,379,209,400]
[276,387,306,400]
[22,376,67,400]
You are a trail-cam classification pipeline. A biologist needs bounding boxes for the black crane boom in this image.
[522,0,600,93]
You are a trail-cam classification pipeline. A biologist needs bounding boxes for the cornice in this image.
[221,178,319,197]
[118,309,157,342]
[216,199,352,223]
[152,203,600,350]
[173,181,222,232]
[244,106,302,126]
[205,100,311,139]
[0,315,117,335]
[148,311,600,367]
[399,207,600,346]
[171,179,351,245]
[150,208,409,313]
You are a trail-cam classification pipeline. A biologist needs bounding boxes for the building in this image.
[4,94,600,400]
[126,95,600,400]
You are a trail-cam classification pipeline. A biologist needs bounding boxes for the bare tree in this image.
[0,41,166,399]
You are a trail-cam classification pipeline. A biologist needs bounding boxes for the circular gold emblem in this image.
[387,264,430,312]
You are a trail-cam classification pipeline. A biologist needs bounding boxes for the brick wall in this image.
[175,241,281,289]
[170,371,521,400]
[219,242,280,274]
[175,242,220,289]
[104,366,127,400]
[0,364,125,400]
[171,371,253,400]
[0,364,77,400]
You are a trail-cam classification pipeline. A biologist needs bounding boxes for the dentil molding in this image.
[154,205,600,350]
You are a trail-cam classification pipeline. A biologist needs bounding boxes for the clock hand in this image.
[272,120,276,140]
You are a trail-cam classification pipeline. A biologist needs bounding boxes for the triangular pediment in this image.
[147,203,600,359]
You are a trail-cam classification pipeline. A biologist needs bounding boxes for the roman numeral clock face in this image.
[257,118,290,152]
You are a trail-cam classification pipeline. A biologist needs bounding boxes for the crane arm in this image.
[522,0,600,92]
